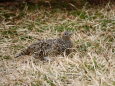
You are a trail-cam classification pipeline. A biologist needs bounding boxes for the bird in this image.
[15,31,73,60]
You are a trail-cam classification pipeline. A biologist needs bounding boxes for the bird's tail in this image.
[15,48,31,58]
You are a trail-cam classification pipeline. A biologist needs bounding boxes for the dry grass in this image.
[0,3,115,86]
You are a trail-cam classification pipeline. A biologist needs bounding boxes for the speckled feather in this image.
[15,31,73,60]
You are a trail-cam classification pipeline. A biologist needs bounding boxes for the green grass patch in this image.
[1,55,11,60]
[1,27,18,38]
[55,25,75,32]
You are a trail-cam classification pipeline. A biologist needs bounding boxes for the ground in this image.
[0,2,115,86]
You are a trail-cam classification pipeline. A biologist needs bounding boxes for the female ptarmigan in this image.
[15,31,73,60]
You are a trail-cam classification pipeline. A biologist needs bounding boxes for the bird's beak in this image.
[69,32,72,36]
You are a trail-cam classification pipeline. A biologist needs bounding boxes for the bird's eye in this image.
[64,33,67,35]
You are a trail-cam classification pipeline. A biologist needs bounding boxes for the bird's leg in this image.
[65,49,71,56]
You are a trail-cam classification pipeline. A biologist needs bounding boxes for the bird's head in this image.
[61,31,72,40]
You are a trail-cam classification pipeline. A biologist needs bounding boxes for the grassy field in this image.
[0,2,115,86]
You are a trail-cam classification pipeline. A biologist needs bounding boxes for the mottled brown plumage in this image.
[15,31,73,60]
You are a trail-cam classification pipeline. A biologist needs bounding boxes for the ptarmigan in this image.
[15,31,73,60]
